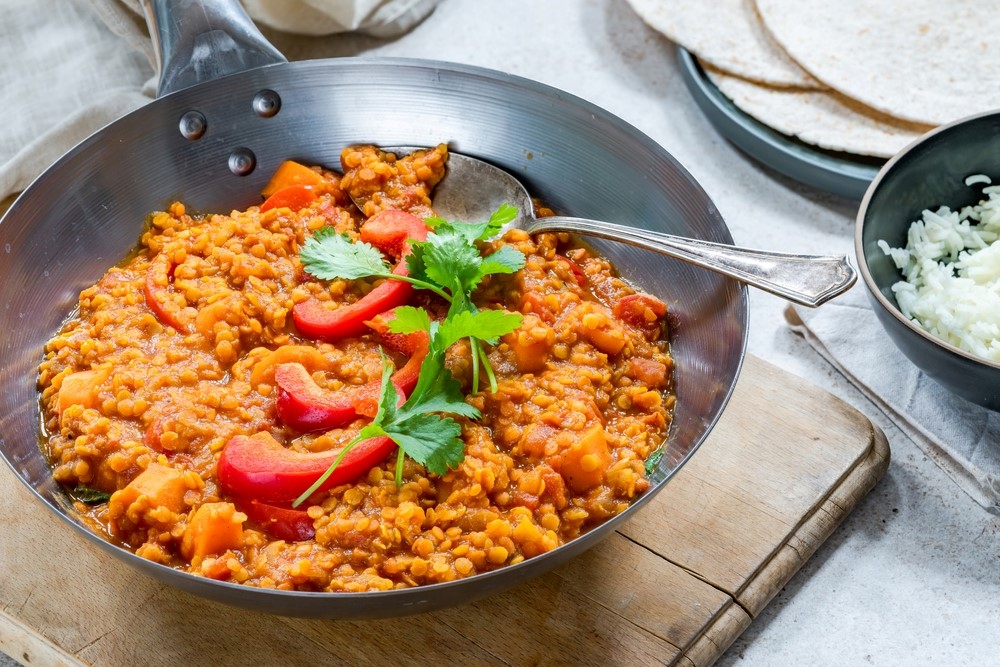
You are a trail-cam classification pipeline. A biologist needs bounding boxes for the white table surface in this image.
[5,1,998,665]
[356,1,995,665]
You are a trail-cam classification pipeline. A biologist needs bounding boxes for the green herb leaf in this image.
[383,305,433,336]
[439,309,523,348]
[644,447,665,476]
[300,227,391,281]
[421,232,483,291]
[73,486,111,504]
[384,413,465,476]
[484,203,518,238]
[478,245,526,280]
[294,204,528,491]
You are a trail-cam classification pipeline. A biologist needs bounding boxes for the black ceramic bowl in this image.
[856,110,1000,410]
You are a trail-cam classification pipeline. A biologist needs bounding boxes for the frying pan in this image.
[0,0,748,618]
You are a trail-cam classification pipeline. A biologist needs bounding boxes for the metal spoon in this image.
[385,150,857,307]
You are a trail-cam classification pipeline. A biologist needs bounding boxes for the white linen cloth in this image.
[0,0,439,201]
[786,285,1000,510]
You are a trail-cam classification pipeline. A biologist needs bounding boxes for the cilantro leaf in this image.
[371,351,399,425]
[421,232,483,291]
[293,204,528,494]
[478,245,526,280]
[403,365,481,419]
[384,305,432,336]
[300,227,390,280]
[439,309,523,348]
[484,203,518,239]
[384,414,465,476]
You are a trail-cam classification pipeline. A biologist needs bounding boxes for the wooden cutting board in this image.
[0,355,888,667]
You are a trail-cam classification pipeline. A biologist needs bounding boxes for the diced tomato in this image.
[613,293,667,335]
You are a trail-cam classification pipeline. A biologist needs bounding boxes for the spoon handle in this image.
[526,216,856,307]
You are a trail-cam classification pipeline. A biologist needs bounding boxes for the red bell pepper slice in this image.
[217,431,395,504]
[144,253,191,333]
[274,363,380,432]
[235,497,316,542]
[260,184,319,213]
[365,310,429,397]
[292,209,428,340]
[274,311,430,432]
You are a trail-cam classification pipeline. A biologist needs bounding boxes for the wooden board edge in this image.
[738,420,890,615]
[0,607,87,667]
[675,422,890,667]
[673,600,751,667]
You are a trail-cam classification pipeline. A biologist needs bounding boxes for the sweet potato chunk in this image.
[181,502,246,566]
[261,160,325,197]
[558,423,612,492]
[112,463,187,514]
[576,303,626,355]
[108,463,191,538]
[504,314,555,373]
[58,368,110,417]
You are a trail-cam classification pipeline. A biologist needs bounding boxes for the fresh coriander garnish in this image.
[291,205,527,502]
[298,203,526,391]
[292,322,481,505]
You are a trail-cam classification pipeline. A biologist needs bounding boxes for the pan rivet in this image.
[252,90,281,118]
[178,111,207,140]
[228,148,257,176]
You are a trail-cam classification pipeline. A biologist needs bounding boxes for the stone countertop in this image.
[3,1,996,665]
[329,0,996,664]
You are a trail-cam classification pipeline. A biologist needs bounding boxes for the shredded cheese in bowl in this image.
[878,175,1000,363]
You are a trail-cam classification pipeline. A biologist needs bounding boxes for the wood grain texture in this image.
[0,355,888,667]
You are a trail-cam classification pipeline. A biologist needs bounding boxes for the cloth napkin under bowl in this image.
[0,0,439,202]
[786,285,1000,510]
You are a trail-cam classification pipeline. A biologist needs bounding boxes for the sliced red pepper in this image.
[275,311,430,432]
[365,310,429,397]
[275,363,380,432]
[292,209,428,340]
[144,253,191,333]
[235,497,316,542]
[217,431,395,504]
[260,184,319,213]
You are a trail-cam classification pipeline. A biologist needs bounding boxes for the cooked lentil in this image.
[37,144,674,591]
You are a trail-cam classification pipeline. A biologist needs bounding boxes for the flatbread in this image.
[755,0,1000,126]
[626,0,821,89]
[705,64,933,158]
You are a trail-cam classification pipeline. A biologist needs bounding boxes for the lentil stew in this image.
[37,145,674,591]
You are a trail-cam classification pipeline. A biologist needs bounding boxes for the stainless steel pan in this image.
[0,0,748,618]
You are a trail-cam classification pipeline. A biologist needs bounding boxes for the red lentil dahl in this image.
[37,144,674,591]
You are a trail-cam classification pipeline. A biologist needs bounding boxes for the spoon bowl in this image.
[427,150,857,307]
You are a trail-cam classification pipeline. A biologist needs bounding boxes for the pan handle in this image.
[141,0,287,97]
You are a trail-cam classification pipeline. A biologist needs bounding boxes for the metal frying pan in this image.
[0,0,748,618]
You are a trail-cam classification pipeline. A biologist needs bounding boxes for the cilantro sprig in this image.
[299,204,525,391]
[292,205,526,503]
[292,305,521,505]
